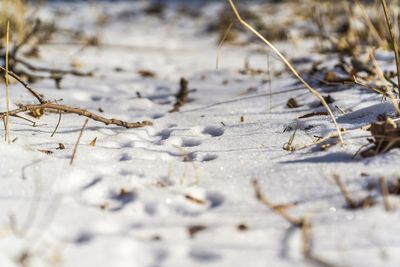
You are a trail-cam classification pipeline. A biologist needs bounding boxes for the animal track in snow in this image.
[202,126,224,137]
[119,153,132,161]
[181,138,202,147]
[200,154,218,162]
[156,128,173,141]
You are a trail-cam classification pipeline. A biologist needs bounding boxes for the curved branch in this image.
[0,66,46,104]
[1,103,153,129]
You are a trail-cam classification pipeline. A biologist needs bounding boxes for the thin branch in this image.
[170,78,189,113]
[16,57,93,77]
[0,102,152,128]
[2,103,152,128]
[50,110,62,137]
[0,66,46,104]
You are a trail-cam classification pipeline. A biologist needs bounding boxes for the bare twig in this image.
[70,118,89,165]
[0,102,153,128]
[170,78,189,113]
[50,110,62,137]
[0,66,45,104]
[0,67,152,130]
[4,21,11,142]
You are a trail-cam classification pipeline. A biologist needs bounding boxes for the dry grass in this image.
[380,0,400,97]
[0,0,26,43]
[228,0,344,145]
[4,20,10,142]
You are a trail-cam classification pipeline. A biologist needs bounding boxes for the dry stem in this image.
[70,118,88,165]
[0,66,45,103]
[0,102,152,128]
[216,22,233,70]
[50,110,62,137]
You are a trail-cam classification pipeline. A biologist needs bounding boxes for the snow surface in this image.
[1,1,400,267]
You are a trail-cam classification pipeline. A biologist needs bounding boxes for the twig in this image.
[11,114,36,126]
[0,68,152,130]
[380,176,393,212]
[228,0,344,145]
[0,102,153,128]
[16,57,93,77]
[381,0,400,97]
[70,118,88,165]
[298,112,329,119]
[50,110,62,137]
[170,78,189,113]
[0,66,45,104]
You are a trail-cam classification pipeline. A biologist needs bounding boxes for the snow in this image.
[1,1,400,267]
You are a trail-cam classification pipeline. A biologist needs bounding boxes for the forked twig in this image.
[50,110,62,137]
[0,66,45,104]
[0,102,152,129]
[228,0,344,145]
